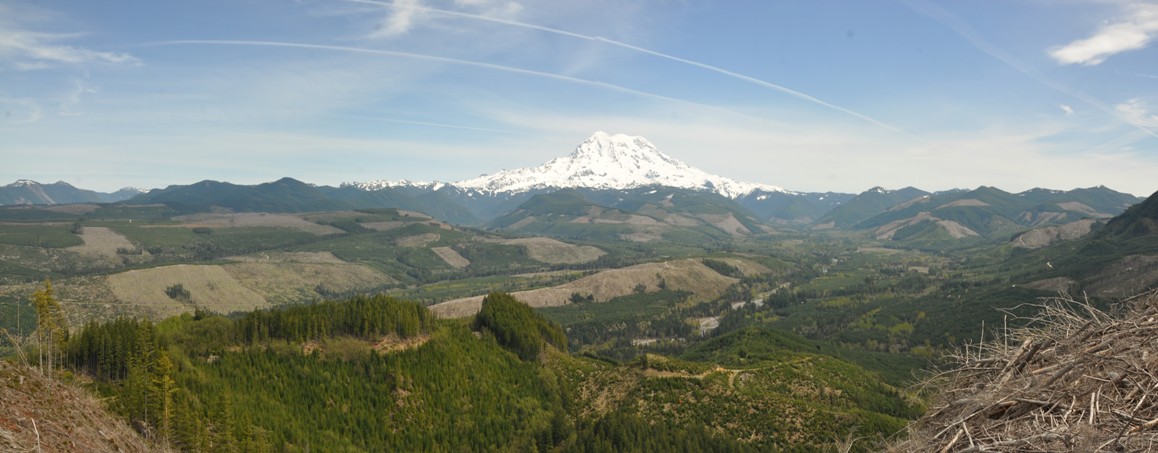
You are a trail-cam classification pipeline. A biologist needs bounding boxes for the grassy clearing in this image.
[431,258,740,318]
[106,264,269,318]
[388,272,586,305]
[223,260,392,305]
[108,223,321,261]
[105,222,198,250]
[67,227,137,258]
[395,232,440,247]
[500,237,606,264]
[431,246,470,268]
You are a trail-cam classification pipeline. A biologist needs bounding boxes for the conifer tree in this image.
[32,278,67,375]
[151,350,178,444]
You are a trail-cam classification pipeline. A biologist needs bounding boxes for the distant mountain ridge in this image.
[840,185,1142,248]
[814,186,931,229]
[7,133,1146,232]
[347,132,850,223]
[0,180,144,205]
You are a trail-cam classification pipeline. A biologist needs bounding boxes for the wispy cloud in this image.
[1060,104,1075,116]
[368,0,424,38]
[1049,2,1158,65]
[346,0,904,134]
[365,0,524,39]
[59,79,97,116]
[1081,129,1152,156]
[1116,98,1158,127]
[152,39,769,121]
[0,5,139,70]
[0,29,140,68]
[902,0,1158,140]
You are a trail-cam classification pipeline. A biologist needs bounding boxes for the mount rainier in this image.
[351,131,788,199]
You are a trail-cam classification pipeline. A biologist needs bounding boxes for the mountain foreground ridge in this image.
[355,131,789,199]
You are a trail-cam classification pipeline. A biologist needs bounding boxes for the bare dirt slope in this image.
[224,260,391,305]
[430,258,741,318]
[67,227,141,262]
[431,247,470,268]
[1011,219,1097,249]
[42,252,389,322]
[107,264,269,318]
[874,213,979,240]
[500,238,605,264]
[0,360,157,453]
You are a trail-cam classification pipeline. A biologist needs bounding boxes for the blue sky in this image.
[2,0,1157,196]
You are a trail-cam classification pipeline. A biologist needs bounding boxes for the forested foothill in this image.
[41,291,917,452]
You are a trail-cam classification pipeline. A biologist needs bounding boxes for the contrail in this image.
[347,0,904,134]
[341,115,527,135]
[901,0,1158,140]
[1081,130,1152,156]
[152,40,765,121]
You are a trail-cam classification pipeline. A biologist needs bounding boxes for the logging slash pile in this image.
[893,290,1158,452]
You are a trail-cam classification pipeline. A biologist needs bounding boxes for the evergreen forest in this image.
[58,292,917,452]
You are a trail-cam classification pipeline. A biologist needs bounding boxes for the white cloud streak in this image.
[151,39,768,122]
[1082,129,1152,155]
[345,0,905,134]
[1050,2,1158,65]
[1116,98,1158,127]
[0,28,139,69]
[368,0,424,38]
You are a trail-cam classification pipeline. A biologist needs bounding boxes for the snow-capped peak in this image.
[452,132,786,198]
[7,179,41,188]
[342,179,445,191]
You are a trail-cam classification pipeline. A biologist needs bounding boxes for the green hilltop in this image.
[53,292,917,452]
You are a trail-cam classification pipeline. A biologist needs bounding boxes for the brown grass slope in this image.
[0,360,156,453]
[430,258,743,318]
[893,290,1158,452]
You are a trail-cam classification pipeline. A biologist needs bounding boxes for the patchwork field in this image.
[430,258,742,318]
[500,237,605,264]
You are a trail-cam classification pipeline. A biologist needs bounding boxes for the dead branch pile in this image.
[893,290,1158,452]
